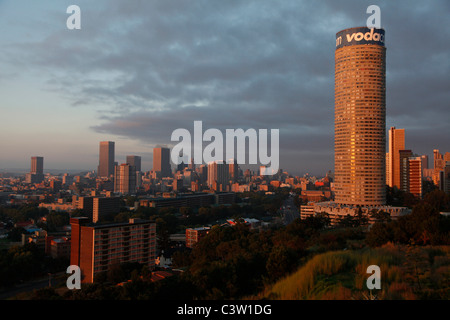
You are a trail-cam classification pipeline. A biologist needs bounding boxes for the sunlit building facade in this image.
[334,27,386,206]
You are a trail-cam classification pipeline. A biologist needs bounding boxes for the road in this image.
[0,272,65,300]
[280,195,300,225]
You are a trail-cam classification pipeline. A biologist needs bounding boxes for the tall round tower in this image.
[334,27,386,206]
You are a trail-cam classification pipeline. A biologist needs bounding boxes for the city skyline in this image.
[1,1,450,176]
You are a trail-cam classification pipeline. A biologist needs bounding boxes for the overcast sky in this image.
[0,0,449,175]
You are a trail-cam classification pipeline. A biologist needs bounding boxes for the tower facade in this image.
[114,163,137,195]
[387,127,405,188]
[98,141,115,178]
[207,160,229,190]
[334,27,386,206]
[153,147,172,178]
[26,156,44,184]
[31,156,44,174]
[126,155,142,172]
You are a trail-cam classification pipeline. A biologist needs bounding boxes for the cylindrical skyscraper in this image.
[334,27,386,206]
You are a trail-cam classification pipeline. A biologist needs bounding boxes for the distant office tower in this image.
[229,159,238,182]
[433,149,445,188]
[334,27,386,206]
[26,156,44,184]
[445,152,450,163]
[70,217,156,283]
[188,158,195,170]
[126,155,141,172]
[126,155,142,187]
[98,141,115,178]
[399,150,413,193]
[207,161,229,190]
[444,162,450,194]
[31,156,44,174]
[386,127,406,188]
[114,164,136,195]
[177,161,188,172]
[197,164,208,184]
[173,178,184,191]
[420,154,429,175]
[408,157,422,198]
[62,173,73,185]
[153,147,172,178]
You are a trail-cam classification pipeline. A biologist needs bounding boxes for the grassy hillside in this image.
[256,244,450,300]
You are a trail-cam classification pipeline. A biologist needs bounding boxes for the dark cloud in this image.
[4,0,449,175]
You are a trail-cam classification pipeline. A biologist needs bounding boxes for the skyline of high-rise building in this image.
[97,141,115,178]
[334,27,387,206]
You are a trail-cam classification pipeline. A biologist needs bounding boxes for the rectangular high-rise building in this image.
[98,141,115,178]
[153,147,172,178]
[387,127,405,189]
[334,27,386,206]
[444,162,450,194]
[399,150,413,193]
[228,159,238,182]
[207,161,229,190]
[70,217,156,283]
[126,155,142,172]
[433,149,445,188]
[114,164,137,195]
[26,156,44,183]
[408,157,422,198]
[31,156,44,174]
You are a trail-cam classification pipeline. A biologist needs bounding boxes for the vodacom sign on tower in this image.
[336,27,385,49]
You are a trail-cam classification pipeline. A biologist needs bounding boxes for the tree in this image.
[423,190,450,212]
[303,213,331,230]
[369,209,391,223]
[180,207,193,217]
[106,263,126,284]
[114,211,132,223]
[366,222,394,247]
[155,218,171,252]
[266,245,298,282]
[125,196,138,207]
[46,211,69,232]
[7,226,26,241]
[171,250,192,268]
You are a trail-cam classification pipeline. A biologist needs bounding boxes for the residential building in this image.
[70,217,156,283]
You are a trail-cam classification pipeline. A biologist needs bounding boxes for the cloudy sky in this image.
[0,0,449,175]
